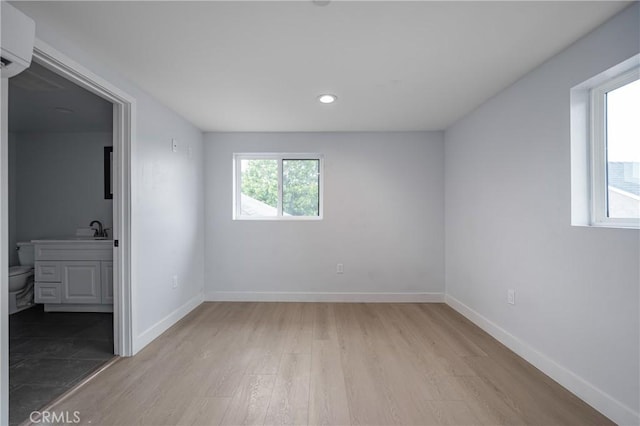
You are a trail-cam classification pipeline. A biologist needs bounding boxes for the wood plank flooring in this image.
[43,303,613,426]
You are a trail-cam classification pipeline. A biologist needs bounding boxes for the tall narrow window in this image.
[590,67,640,228]
[234,154,323,220]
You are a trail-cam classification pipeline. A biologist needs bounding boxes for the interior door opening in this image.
[1,41,134,426]
[6,59,115,425]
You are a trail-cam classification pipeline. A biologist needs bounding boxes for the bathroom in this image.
[7,62,115,425]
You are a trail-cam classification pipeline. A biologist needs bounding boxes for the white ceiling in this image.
[12,1,631,132]
[9,61,112,133]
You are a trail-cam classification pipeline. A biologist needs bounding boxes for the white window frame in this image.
[589,66,640,229]
[233,153,324,221]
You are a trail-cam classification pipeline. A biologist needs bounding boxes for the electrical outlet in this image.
[171,138,178,153]
[336,263,344,274]
[507,289,515,305]
[172,275,178,289]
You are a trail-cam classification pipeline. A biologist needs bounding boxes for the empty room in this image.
[0,1,638,425]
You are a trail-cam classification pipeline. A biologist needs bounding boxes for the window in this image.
[233,153,323,220]
[590,66,640,228]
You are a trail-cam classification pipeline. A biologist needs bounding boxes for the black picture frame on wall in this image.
[104,146,113,200]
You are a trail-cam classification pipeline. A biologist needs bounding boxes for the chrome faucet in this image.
[90,220,105,238]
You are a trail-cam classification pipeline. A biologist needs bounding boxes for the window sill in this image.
[234,216,323,221]
[573,222,640,230]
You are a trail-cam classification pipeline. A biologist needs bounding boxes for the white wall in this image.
[133,93,205,344]
[10,132,112,253]
[444,4,639,425]
[204,132,444,301]
[22,16,206,352]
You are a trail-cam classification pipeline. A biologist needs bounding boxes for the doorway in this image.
[8,60,114,425]
[1,41,134,425]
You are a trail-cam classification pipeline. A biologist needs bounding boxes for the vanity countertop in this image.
[31,238,113,244]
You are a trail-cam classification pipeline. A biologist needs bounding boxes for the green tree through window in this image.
[241,159,278,208]
[239,157,320,217]
[283,160,319,216]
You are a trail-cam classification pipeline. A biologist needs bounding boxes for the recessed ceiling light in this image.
[54,107,74,114]
[318,94,337,104]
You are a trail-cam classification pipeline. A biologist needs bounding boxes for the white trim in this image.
[445,294,639,426]
[235,215,323,222]
[277,155,283,217]
[1,77,10,426]
[206,291,444,303]
[589,65,640,229]
[571,54,640,229]
[133,294,203,353]
[30,39,135,356]
[233,156,240,219]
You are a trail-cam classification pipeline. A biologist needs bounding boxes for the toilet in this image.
[9,242,35,314]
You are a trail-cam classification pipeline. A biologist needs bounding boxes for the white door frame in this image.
[1,77,10,426]
[0,38,135,424]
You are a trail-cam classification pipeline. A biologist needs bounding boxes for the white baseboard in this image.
[445,294,639,426]
[133,294,203,354]
[205,291,444,303]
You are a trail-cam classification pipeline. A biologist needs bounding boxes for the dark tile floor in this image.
[9,305,114,426]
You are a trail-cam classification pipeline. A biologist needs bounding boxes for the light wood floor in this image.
[45,303,613,425]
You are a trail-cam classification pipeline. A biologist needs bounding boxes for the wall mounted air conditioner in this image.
[1,3,35,78]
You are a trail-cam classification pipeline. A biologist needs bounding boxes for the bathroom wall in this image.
[11,131,113,248]
[8,133,18,266]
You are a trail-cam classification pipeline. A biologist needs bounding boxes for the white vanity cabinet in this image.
[61,261,102,304]
[101,261,113,304]
[33,240,113,312]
